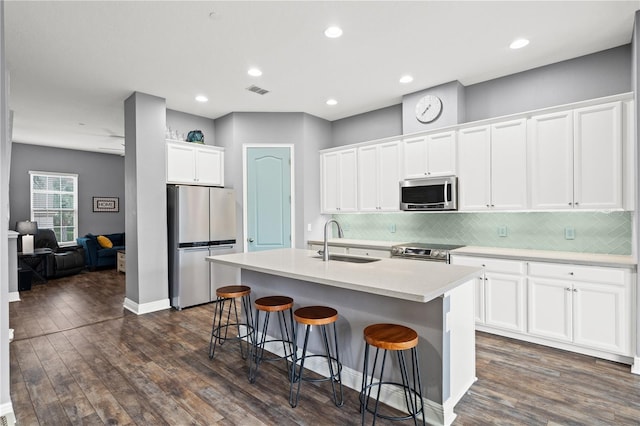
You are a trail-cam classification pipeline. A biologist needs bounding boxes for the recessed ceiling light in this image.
[195,95,208,102]
[326,99,338,106]
[510,38,530,49]
[399,75,414,84]
[248,68,263,77]
[324,26,343,38]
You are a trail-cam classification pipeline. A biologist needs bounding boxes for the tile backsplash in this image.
[333,211,633,255]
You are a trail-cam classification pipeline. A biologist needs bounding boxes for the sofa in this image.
[34,229,86,278]
[76,232,125,269]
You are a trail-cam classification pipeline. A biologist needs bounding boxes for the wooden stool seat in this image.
[363,323,418,351]
[255,296,294,312]
[209,285,253,360]
[290,305,343,408]
[249,295,295,383]
[216,285,251,299]
[360,323,424,425]
[293,306,338,325]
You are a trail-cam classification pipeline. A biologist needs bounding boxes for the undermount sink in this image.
[313,254,381,264]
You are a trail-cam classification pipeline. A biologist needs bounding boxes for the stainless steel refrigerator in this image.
[167,185,238,309]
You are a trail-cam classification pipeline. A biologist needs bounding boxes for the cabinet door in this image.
[484,272,526,332]
[458,125,491,211]
[377,141,402,211]
[491,119,528,210]
[357,145,379,211]
[321,149,358,213]
[196,147,223,186]
[403,136,428,178]
[573,102,622,210]
[527,277,572,342]
[321,152,340,213]
[529,111,574,209]
[426,131,456,176]
[338,149,358,212]
[167,143,197,183]
[572,281,629,355]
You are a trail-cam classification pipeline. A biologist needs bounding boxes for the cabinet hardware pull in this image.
[573,289,578,292]
[566,288,571,291]
[569,272,574,275]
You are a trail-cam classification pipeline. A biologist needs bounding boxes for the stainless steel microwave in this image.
[400,176,458,211]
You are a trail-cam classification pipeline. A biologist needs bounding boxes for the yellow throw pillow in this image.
[97,235,113,249]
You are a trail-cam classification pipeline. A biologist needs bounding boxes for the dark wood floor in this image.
[9,269,640,425]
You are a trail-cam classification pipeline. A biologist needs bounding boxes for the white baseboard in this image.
[0,401,16,425]
[8,292,20,302]
[632,357,640,375]
[259,337,449,425]
[123,297,170,315]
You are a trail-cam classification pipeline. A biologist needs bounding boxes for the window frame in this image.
[29,170,79,246]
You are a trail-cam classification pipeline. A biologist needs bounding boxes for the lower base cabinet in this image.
[450,256,526,332]
[451,255,634,360]
[528,262,631,356]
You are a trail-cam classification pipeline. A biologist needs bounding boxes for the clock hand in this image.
[422,104,431,115]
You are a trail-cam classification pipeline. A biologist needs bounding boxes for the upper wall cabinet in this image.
[403,131,456,178]
[529,101,622,210]
[358,140,402,211]
[457,119,528,211]
[321,148,358,213]
[166,140,224,186]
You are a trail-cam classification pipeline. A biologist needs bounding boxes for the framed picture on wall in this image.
[93,197,119,212]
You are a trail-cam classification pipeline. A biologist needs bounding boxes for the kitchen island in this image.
[206,248,481,426]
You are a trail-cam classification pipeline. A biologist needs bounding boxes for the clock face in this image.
[415,95,443,123]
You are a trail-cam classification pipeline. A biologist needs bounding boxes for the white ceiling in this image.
[5,1,640,156]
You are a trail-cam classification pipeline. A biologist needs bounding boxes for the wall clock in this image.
[415,95,443,123]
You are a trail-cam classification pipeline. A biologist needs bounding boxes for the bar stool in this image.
[360,323,425,425]
[209,285,253,360]
[289,305,343,408]
[248,295,296,383]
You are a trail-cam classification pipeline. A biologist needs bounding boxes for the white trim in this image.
[8,329,13,343]
[0,401,15,424]
[632,357,640,375]
[7,292,19,303]
[260,338,451,426]
[242,144,296,252]
[123,297,170,315]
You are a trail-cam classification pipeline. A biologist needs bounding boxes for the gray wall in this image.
[465,44,632,122]
[166,109,215,146]
[330,44,632,147]
[9,143,125,236]
[331,104,402,147]
[214,112,331,249]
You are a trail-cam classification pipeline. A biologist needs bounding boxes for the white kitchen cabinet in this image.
[346,247,391,258]
[457,120,528,211]
[166,140,224,186]
[527,261,631,355]
[358,140,402,211]
[403,131,456,178]
[321,149,358,213]
[450,255,526,332]
[529,102,622,210]
[573,102,622,209]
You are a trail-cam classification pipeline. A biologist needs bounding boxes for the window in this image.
[30,171,78,245]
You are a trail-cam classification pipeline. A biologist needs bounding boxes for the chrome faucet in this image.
[322,219,344,261]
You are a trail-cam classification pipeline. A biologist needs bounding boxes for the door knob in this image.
[248,238,255,243]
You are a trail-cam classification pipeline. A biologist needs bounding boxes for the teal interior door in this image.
[246,147,292,251]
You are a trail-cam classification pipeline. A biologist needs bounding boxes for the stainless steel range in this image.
[390,242,464,263]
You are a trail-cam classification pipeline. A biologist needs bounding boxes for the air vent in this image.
[246,85,269,95]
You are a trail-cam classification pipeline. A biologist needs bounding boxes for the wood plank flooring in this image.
[9,269,640,425]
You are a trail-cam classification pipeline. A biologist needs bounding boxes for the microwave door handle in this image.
[443,181,449,206]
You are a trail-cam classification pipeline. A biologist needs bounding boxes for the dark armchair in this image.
[34,229,86,278]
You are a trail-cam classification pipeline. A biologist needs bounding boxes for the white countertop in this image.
[451,246,637,269]
[206,248,481,303]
